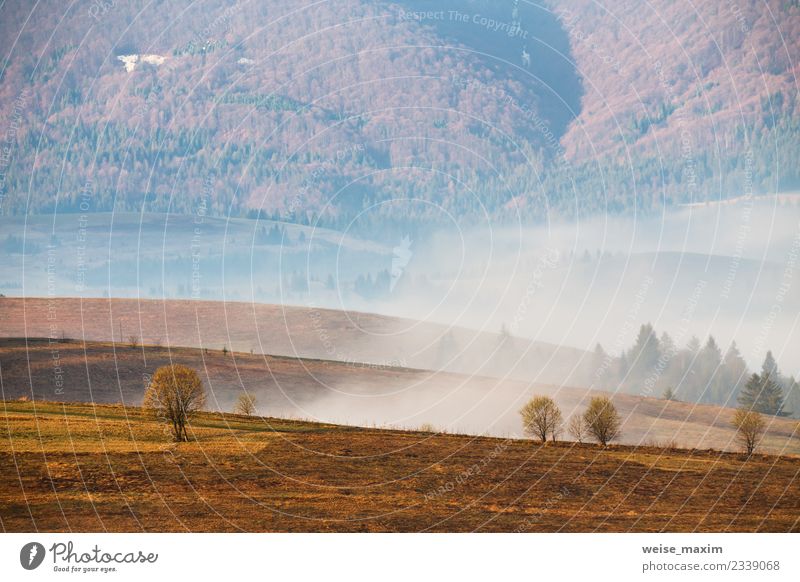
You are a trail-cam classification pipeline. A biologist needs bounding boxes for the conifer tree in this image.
[738,369,786,416]
[698,336,723,403]
[659,332,676,357]
[782,376,798,418]
[760,351,780,381]
[590,343,609,387]
[628,323,660,387]
[720,341,748,405]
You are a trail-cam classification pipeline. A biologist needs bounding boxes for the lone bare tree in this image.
[583,396,622,445]
[732,408,766,456]
[567,414,587,443]
[520,396,563,443]
[234,392,257,416]
[143,365,206,442]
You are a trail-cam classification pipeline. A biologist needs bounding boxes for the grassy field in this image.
[1,400,799,532]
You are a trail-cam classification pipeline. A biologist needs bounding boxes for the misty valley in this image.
[1,0,799,544]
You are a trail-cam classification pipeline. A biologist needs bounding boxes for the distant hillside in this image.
[0,0,797,221]
[549,0,800,213]
[0,297,589,385]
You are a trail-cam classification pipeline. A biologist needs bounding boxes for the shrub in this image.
[583,396,622,445]
[234,392,257,416]
[732,408,766,455]
[567,415,587,443]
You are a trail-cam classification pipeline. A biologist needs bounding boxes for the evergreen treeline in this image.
[591,323,798,417]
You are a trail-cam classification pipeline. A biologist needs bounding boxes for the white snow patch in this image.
[117,54,167,72]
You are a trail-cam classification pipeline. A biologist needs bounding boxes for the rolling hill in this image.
[0,296,590,386]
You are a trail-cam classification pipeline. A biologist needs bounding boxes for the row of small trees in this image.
[521,394,771,455]
[143,364,771,455]
[520,395,622,446]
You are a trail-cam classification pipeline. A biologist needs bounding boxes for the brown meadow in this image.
[1,400,798,532]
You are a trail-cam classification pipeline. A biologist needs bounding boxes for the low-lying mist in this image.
[1,197,798,403]
[342,199,800,375]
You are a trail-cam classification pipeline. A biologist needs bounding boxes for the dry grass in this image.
[2,400,798,532]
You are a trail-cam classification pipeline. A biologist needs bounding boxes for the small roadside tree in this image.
[732,408,766,456]
[520,396,563,443]
[143,365,206,442]
[567,414,587,443]
[583,396,622,445]
[234,392,257,416]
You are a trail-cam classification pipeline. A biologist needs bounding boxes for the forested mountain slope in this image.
[551,0,800,213]
[0,0,797,222]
